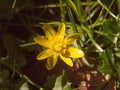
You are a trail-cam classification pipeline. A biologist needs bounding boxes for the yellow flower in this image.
[34,23,84,70]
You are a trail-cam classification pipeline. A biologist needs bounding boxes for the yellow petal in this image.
[34,36,50,47]
[60,53,73,67]
[66,33,80,44]
[67,47,84,58]
[36,49,53,60]
[49,36,59,49]
[43,23,56,40]
[46,54,58,70]
[57,23,65,39]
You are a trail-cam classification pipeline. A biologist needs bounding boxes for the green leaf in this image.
[2,34,26,67]
[67,0,85,23]
[117,0,120,11]
[52,70,72,90]
[103,20,120,34]
[115,51,120,58]
[0,69,9,79]
[98,49,115,74]
[67,0,79,20]
[115,62,120,80]
[15,53,27,67]
[102,20,120,43]
[0,69,14,89]
[43,75,56,89]
[15,79,29,90]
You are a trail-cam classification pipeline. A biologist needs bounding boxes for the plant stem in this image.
[12,0,16,9]
[59,0,66,22]
[81,25,104,52]
[19,42,37,47]
[81,57,94,67]
[97,0,118,20]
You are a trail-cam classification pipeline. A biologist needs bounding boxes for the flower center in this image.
[54,43,63,52]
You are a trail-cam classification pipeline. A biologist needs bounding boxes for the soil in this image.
[22,58,116,90]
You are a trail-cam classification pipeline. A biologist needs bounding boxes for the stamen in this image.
[55,43,62,52]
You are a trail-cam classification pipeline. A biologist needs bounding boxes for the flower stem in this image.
[81,57,94,67]
[19,42,37,47]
